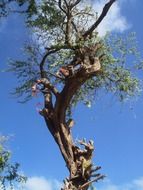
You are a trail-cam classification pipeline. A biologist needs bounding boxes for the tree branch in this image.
[40,49,60,78]
[63,0,69,8]
[71,20,80,35]
[78,175,106,190]
[83,0,116,38]
[64,2,72,45]
[36,78,59,97]
[71,0,82,9]
[47,71,65,80]
[40,44,78,78]
[58,0,73,45]
[58,0,67,14]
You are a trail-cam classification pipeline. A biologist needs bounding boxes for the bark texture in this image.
[33,54,105,189]
[31,1,116,189]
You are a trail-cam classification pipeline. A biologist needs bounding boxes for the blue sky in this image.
[0,0,143,190]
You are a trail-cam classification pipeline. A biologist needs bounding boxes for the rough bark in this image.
[33,54,105,189]
[31,1,116,189]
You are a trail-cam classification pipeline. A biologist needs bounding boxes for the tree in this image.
[1,0,142,189]
[0,136,26,190]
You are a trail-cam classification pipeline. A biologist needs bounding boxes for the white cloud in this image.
[24,176,62,190]
[8,176,143,190]
[91,0,130,36]
[97,177,143,190]
[23,176,143,190]
[133,177,143,189]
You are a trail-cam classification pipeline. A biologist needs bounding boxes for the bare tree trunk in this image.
[31,0,116,188]
[44,113,104,190]
[44,114,101,190]
[35,60,105,189]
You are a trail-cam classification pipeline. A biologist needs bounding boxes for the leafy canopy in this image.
[0,136,26,190]
[1,0,143,107]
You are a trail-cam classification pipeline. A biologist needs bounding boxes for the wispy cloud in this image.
[91,0,130,36]
[97,177,143,190]
[10,176,143,190]
[23,176,143,190]
[24,176,62,190]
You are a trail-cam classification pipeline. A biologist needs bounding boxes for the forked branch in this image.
[58,0,67,14]
[36,78,59,97]
[83,0,116,38]
[78,175,106,190]
[34,1,117,189]
[40,44,78,78]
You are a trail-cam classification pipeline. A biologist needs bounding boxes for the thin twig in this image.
[40,49,59,78]
[40,44,77,78]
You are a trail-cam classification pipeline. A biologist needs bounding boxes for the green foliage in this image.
[70,33,141,108]
[1,0,143,107]
[0,136,27,189]
[7,43,41,102]
[26,1,63,30]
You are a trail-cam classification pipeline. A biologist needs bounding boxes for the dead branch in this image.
[78,175,106,190]
[83,0,116,38]
[91,166,101,173]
